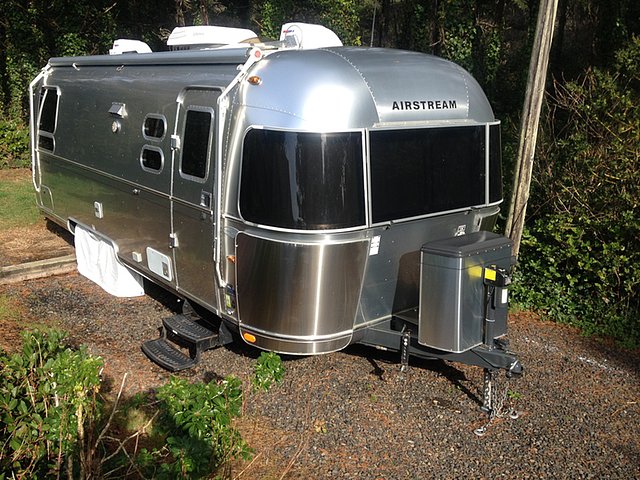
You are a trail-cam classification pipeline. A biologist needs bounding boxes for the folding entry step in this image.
[142,337,197,371]
[142,313,223,372]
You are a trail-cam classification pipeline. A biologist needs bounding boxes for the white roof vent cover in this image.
[167,26,258,49]
[109,39,152,55]
[279,23,343,49]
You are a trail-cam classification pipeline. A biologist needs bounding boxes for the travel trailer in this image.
[30,23,521,414]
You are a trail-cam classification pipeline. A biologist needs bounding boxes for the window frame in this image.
[179,106,214,183]
[37,86,60,153]
[139,145,165,174]
[367,122,500,226]
[488,121,503,205]
[142,114,168,141]
[238,126,368,233]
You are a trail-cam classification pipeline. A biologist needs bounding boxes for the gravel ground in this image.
[0,270,638,479]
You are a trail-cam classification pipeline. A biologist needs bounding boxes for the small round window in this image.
[143,115,166,140]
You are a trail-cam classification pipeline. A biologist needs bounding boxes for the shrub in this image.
[513,37,640,347]
[0,329,103,478]
[0,327,262,479]
[0,116,30,169]
[138,376,251,479]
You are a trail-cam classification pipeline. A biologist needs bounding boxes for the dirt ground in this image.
[1,168,638,479]
[0,168,74,267]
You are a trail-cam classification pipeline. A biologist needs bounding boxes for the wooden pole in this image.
[505,0,558,258]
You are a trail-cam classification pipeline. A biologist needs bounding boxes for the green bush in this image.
[0,116,30,169]
[513,37,640,347]
[513,218,640,346]
[138,376,251,479]
[0,328,256,479]
[0,329,103,478]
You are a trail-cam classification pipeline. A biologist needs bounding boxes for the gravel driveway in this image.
[0,271,638,479]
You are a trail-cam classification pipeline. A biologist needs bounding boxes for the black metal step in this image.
[142,338,197,372]
[162,314,220,350]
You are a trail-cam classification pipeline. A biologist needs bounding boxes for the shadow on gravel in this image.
[584,336,640,375]
[344,343,482,407]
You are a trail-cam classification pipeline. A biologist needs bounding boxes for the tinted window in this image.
[38,136,54,151]
[240,130,365,230]
[181,109,212,179]
[39,88,59,134]
[141,146,163,171]
[370,126,485,223]
[143,115,166,139]
[489,123,502,203]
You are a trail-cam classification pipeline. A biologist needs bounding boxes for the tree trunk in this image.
[505,0,559,258]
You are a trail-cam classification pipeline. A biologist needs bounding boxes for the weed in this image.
[252,351,285,392]
[507,390,522,400]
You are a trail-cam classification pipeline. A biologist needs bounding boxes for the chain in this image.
[474,372,519,437]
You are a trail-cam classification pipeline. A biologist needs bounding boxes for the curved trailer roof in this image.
[44,45,495,130]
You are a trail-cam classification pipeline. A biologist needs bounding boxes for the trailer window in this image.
[143,115,166,140]
[38,87,59,151]
[240,130,365,230]
[181,109,213,179]
[369,126,487,223]
[140,146,164,172]
[39,88,59,133]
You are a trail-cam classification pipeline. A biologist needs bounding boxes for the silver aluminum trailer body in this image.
[31,44,520,390]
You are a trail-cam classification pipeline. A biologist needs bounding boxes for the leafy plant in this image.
[141,375,251,479]
[252,351,285,392]
[513,37,640,347]
[0,116,30,169]
[507,390,522,401]
[0,328,103,478]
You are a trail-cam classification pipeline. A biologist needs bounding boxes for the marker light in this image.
[247,75,262,85]
[243,332,257,343]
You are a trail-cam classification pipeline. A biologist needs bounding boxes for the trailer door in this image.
[171,88,220,307]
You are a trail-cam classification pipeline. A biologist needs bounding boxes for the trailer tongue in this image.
[30,22,522,418]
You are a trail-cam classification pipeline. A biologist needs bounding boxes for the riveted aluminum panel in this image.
[236,47,495,134]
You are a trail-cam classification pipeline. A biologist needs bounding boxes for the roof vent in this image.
[109,39,152,55]
[279,23,343,49]
[167,26,258,50]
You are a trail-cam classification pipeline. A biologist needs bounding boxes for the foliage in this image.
[257,0,295,39]
[513,37,640,347]
[1,1,120,117]
[257,0,363,45]
[252,351,285,391]
[0,117,30,169]
[0,325,262,479]
[314,0,363,46]
[137,375,251,479]
[0,328,103,478]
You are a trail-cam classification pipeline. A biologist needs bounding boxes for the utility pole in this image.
[505,0,558,258]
